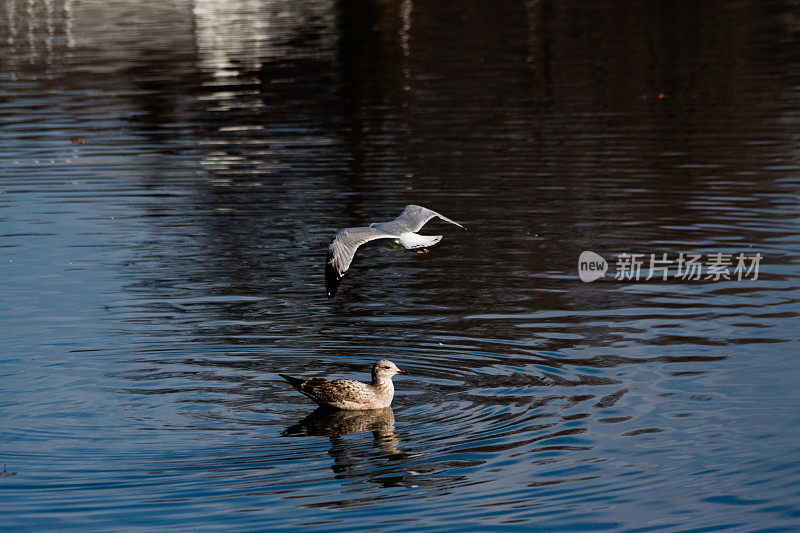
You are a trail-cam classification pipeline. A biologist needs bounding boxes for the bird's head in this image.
[372,359,407,380]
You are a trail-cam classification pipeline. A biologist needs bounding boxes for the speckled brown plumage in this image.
[280,360,407,410]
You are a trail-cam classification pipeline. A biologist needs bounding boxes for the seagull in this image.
[279,360,408,410]
[325,204,465,298]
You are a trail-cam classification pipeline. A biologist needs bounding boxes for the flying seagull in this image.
[325,204,465,298]
[279,360,408,410]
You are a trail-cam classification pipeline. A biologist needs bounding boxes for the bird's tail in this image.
[279,373,305,390]
[399,233,442,249]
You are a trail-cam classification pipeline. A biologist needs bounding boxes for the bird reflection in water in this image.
[284,407,411,487]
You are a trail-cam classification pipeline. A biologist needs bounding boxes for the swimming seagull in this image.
[279,360,408,410]
[325,204,465,298]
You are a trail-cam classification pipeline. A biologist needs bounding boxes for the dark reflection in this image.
[84,0,797,335]
[285,407,411,487]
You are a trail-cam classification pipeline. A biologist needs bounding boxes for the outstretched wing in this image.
[326,226,396,298]
[390,204,465,233]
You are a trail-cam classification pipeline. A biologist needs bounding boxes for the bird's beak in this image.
[397,368,409,375]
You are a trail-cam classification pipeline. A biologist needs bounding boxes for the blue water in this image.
[1,0,799,530]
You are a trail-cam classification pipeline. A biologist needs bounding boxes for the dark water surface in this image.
[2,0,799,530]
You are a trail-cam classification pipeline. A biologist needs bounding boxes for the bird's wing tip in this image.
[325,261,341,298]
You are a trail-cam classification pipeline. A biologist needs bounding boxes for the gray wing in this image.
[390,204,465,233]
[326,226,396,298]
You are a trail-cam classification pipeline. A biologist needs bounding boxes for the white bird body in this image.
[395,231,443,249]
[325,205,464,298]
